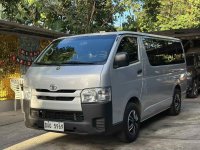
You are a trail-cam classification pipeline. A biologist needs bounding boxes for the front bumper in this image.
[23,99,117,135]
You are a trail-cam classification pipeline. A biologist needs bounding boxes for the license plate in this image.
[44,121,64,132]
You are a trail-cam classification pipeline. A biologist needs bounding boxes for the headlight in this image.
[81,87,111,103]
[23,87,32,100]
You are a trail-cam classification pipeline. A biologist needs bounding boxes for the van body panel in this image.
[24,65,104,111]
[25,65,103,90]
[109,35,143,124]
[140,37,187,120]
[141,64,186,120]
[111,63,143,123]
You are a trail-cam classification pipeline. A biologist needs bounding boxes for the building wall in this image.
[0,33,51,100]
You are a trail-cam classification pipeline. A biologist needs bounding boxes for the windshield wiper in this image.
[34,62,61,66]
[61,61,95,65]
[34,61,95,65]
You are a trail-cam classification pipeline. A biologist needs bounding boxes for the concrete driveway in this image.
[1,97,200,150]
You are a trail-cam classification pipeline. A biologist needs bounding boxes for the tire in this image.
[168,89,181,116]
[118,103,140,143]
[189,80,198,98]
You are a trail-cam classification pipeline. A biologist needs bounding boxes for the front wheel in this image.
[168,89,181,116]
[118,103,140,143]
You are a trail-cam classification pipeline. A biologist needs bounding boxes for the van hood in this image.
[24,65,104,90]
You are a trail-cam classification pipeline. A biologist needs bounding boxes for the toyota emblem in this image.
[49,84,57,91]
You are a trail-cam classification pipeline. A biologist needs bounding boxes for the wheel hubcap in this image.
[174,94,181,111]
[128,110,138,135]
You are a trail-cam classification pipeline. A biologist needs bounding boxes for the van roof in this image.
[58,31,180,41]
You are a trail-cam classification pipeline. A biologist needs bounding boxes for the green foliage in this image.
[1,0,200,33]
[0,0,117,34]
[137,0,161,32]
[121,0,200,32]
[0,0,21,21]
[115,0,142,31]
[154,0,200,31]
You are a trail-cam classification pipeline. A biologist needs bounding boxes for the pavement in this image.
[0,110,24,126]
[1,97,200,150]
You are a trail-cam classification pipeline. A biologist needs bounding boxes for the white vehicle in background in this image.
[23,31,187,142]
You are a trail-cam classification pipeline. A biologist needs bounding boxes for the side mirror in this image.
[114,52,129,68]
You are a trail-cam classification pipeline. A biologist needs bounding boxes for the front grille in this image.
[37,96,74,101]
[31,109,84,121]
[36,89,76,93]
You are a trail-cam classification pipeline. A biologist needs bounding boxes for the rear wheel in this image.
[168,89,181,116]
[118,103,140,143]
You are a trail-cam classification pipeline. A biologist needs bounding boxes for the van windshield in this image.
[35,35,116,65]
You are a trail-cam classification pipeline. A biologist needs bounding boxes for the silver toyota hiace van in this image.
[23,32,187,142]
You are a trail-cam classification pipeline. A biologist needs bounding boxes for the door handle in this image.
[137,69,142,75]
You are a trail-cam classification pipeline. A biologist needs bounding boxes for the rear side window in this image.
[143,38,185,66]
[116,36,138,64]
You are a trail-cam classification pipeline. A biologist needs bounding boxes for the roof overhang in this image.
[151,28,200,40]
[0,20,68,39]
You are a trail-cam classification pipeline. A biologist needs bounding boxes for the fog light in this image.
[30,109,39,118]
[95,118,105,131]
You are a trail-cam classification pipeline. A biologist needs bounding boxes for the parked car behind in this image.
[186,52,200,98]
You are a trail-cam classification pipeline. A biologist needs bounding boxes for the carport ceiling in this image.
[0,20,68,39]
[151,28,200,40]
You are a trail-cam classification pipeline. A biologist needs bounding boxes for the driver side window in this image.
[116,36,138,64]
